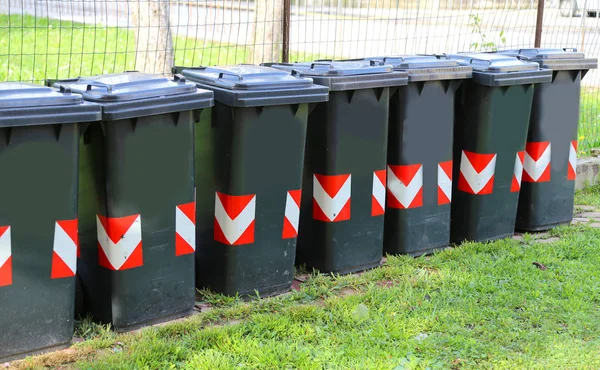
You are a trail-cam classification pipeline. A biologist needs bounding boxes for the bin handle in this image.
[427,53,450,60]
[85,81,113,92]
[310,62,333,69]
[563,47,578,52]
[468,58,492,66]
[382,56,404,64]
[218,71,244,80]
[173,74,186,83]
[291,69,304,77]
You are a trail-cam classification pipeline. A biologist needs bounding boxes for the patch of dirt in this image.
[578,211,600,219]
[575,205,596,212]
[339,287,360,297]
[572,217,589,224]
[537,237,560,244]
[7,347,94,370]
[376,280,396,288]
[194,302,213,313]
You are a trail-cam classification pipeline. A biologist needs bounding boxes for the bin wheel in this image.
[559,0,578,17]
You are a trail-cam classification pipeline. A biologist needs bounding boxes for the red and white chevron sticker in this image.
[372,170,386,216]
[511,151,525,192]
[0,226,11,287]
[568,140,577,180]
[214,192,256,245]
[313,174,351,222]
[282,190,301,239]
[438,161,452,205]
[51,219,78,279]
[458,150,496,195]
[387,164,423,209]
[523,141,551,183]
[176,202,196,256]
[97,214,143,271]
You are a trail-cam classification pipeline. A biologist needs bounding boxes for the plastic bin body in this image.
[448,53,553,243]
[266,61,408,274]
[0,83,101,361]
[358,56,471,256]
[180,65,328,296]
[498,49,598,231]
[52,73,213,330]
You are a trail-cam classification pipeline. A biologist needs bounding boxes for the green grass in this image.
[0,14,321,83]
[575,183,600,208]
[579,90,600,154]
[12,187,600,369]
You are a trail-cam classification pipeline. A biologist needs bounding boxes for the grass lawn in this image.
[579,89,600,154]
[0,14,322,83]
[8,186,600,369]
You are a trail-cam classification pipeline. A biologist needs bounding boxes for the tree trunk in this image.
[131,0,174,75]
[248,0,284,64]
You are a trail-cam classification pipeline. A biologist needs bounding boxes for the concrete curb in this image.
[576,157,600,190]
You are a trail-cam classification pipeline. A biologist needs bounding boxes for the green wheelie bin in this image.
[0,83,100,361]
[176,65,328,297]
[265,61,408,274]
[51,73,213,330]
[355,55,472,256]
[497,48,598,231]
[447,53,552,243]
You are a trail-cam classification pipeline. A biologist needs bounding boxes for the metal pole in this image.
[282,0,291,62]
[534,0,544,47]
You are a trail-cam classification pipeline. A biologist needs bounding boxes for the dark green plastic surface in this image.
[385,80,463,256]
[0,123,79,361]
[296,88,389,273]
[77,112,197,329]
[451,81,534,243]
[195,104,307,296]
[0,82,100,361]
[516,70,584,231]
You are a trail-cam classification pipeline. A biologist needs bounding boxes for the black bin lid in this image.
[497,48,598,71]
[263,61,408,91]
[343,55,472,82]
[51,72,214,121]
[179,65,329,107]
[446,52,552,86]
[0,82,101,127]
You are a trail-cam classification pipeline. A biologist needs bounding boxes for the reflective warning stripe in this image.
[282,190,301,239]
[523,142,551,183]
[387,164,423,209]
[458,150,496,195]
[371,170,386,216]
[313,174,351,222]
[214,192,256,245]
[176,202,196,256]
[568,140,577,180]
[511,151,525,192]
[0,226,12,287]
[51,219,78,279]
[438,161,452,205]
[97,214,143,271]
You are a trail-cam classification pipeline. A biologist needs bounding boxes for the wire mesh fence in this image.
[1,0,598,151]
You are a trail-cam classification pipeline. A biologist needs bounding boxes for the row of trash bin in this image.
[0,49,596,361]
